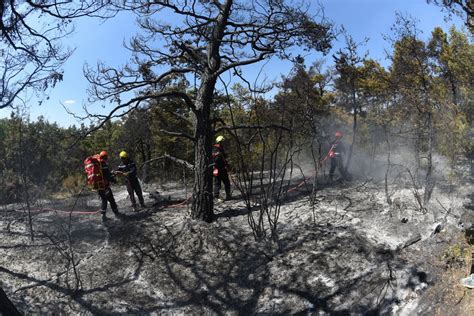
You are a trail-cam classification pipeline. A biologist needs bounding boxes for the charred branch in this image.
[215,124,291,134]
[159,129,195,142]
[141,154,194,171]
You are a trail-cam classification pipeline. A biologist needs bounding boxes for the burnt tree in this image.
[84,0,332,222]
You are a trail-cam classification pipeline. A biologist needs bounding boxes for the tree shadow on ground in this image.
[125,220,413,315]
[273,223,414,314]
[143,222,272,315]
[1,177,432,314]
[0,259,143,315]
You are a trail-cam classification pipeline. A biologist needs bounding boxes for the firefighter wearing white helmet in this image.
[212,135,231,200]
[115,151,146,210]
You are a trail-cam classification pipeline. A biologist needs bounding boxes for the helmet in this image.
[335,131,343,138]
[99,150,108,159]
[119,151,128,158]
[216,135,225,143]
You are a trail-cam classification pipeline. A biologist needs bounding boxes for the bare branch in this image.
[141,154,194,170]
[215,124,291,134]
[159,129,195,142]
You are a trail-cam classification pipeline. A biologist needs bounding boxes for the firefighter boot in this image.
[328,175,334,184]
[112,208,121,216]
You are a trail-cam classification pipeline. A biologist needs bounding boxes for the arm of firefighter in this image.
[114,170,124,176]
[120,161,137,177]
[103,166,117,183]
[320,144,335,164]
[114,164,127,176]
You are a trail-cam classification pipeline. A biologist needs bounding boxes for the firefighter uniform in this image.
[97,152,119,216]
[117,153,145,208]
[212,138,231,200]
[328,133,350,182]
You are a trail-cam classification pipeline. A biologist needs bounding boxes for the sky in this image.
[0,0,466,127]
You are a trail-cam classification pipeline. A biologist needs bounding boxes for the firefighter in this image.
[328,131,350,182]
[212,135,231,201]
[97,151,120,219]
[115,151,145,210]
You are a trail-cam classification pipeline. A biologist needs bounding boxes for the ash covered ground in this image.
[0,158,473,314]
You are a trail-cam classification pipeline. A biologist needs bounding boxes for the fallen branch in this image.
[397,233,422,251]
[215,123,291,134]
[140,154,194,170]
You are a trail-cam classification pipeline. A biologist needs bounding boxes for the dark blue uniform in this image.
[212,143,231,200]
[98,159,118,214]
[117,158,145,207]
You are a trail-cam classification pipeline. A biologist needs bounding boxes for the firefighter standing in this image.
[115,151,145,210]
[212,135,231,201]
[97,151,120,219]
[328,131,350,182]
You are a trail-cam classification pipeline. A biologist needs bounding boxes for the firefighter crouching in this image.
[328,131,350,182]
[212,135,231,201]
[84,150,120,220]
[114,151,145,210]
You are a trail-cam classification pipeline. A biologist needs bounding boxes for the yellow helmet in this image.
[216,135,225,143]
[119,151,128,158]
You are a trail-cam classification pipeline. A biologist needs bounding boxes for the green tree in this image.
[428,26,474,164]
[389,15,437,203]
[333,34,368,170]
[273,61,333,171]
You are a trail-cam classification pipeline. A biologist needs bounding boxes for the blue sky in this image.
[0,0,465,126]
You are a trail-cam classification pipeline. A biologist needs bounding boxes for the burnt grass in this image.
[0,172,473,314]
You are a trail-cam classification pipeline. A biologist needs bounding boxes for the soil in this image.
[0,164,473,314]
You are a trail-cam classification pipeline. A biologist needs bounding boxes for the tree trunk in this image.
[346,84,357,170]
[424,112,435,204]
[0,286,21,316]
[18,118,34,241]
[191,76,216,222]
[190,1,231,222]
[415,125,422,170]
[384,126,392,205]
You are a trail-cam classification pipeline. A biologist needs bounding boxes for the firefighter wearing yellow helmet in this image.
[212,135,231,201]
[115,151,146,210]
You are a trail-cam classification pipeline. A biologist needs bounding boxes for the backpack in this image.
[84,155,107,190]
